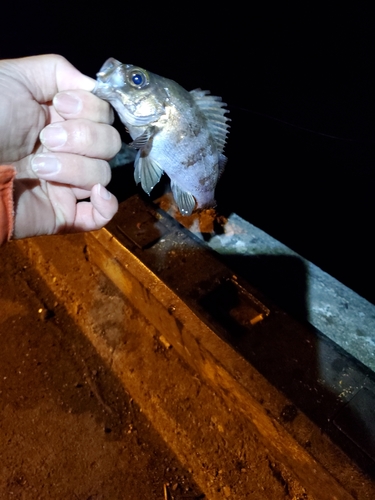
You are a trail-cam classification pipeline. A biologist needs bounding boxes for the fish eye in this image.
[132,73,143,85]
[128,70,149,88]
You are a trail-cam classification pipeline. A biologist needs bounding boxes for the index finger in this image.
[53,90,115,124]
[6,54,96,103]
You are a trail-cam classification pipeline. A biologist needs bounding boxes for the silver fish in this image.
[93,58,230,216]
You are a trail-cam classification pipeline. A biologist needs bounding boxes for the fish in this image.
[93,58,230,215]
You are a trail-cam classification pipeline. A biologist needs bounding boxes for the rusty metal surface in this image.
[86,194,375,498]
[105,194,270,337]
[15,233,321,499]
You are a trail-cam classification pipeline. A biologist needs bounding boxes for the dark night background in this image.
[2,4,375,304]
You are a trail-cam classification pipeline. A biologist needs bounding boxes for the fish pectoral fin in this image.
[134,151,163,195]
[129,126,157,149]
[170,181,196,216]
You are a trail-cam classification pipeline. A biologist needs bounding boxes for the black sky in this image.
[2,4,375,302]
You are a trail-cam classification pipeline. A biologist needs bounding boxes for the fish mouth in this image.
[96,57,123,83]
[93,57,127,99]
[93,58,140,99]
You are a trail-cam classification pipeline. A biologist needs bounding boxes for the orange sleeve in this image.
[0,165,16,245]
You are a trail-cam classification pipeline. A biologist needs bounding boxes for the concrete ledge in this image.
[208,213,375,372]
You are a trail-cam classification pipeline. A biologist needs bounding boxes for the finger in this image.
[39,119,121,159]
[53,90,114,124]
[31,153,112,190]
[73,184,118,231]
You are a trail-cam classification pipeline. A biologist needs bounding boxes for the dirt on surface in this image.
[0,239,205,499]
[0,234,312,499]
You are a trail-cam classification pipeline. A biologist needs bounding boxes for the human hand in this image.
[0,54,121,238]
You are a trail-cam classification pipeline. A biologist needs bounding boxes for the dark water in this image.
[2,5,375,302]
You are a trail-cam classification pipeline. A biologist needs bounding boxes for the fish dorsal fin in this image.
[190,89,230,154]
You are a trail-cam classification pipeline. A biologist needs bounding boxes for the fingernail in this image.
[98,184,112,200]
[31,154,61,175]
[54,92,82,114]
[40,124,68,149]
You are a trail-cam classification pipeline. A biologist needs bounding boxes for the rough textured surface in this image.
[0,240,203,499]
[0,235,315,499]
[91,198,375,498]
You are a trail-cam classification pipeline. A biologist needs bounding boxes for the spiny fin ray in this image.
[190,89,230,154]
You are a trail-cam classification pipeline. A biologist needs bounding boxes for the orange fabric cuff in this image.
[0,165,16,245]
